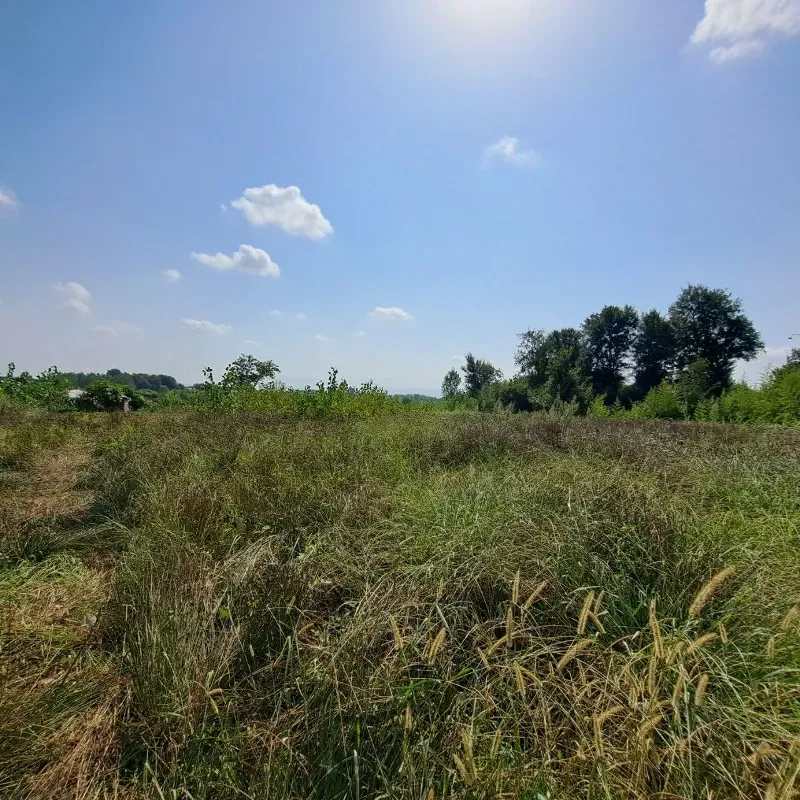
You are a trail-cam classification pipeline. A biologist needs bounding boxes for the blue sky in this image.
[1,0,799,392]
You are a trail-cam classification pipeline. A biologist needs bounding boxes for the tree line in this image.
[443,284,772,414]
[60,368,184,392]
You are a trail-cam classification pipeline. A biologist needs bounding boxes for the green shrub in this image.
[629,382,684,419]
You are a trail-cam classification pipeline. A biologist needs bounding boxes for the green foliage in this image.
[159,365,405,418]
[461,352,502,397]
[587,394,612,417]
[75,379,133,412]
[582,304,638,400]
[668,284,763,389]
[62,368,183,391]
[441,367,462,398]
[628,382,684,420]
[220,353,280,389]
[477,378,533,412]
[0,363,70,411]
[632,309,676,395]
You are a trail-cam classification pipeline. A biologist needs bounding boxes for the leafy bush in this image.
[628,382,683,420]
[477,378,533,412]
[74,379,133,411]
[0,364,70,411]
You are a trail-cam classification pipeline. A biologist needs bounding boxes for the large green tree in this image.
[441,368,462,398]
[515,328,584,387]
[515,328,591,409]
[221,354,281,389]
[582,305,638,400]
[668,285,762,390]
[461,353,502,398]
[632,310,677,394]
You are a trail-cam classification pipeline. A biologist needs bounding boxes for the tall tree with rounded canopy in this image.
[441,368,462,398]
[582,305,639,400]
[633,310,677,394]
[221,354,281,389]
[461,353,502,398]
[668,285,762,390]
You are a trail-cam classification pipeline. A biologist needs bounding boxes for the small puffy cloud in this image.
[690,0,800,61]
[92,322,143,337]
[54,281,91,314]
[314,334,332,342]
[369,306,413,321]
[295,312,308,320]
[163,269,181,283]
[191,244,280,277]
[183,318,232,335]
[269,309,282,318]
[0,187,18,209]
[231,184,333,239]
[484,136,541,169]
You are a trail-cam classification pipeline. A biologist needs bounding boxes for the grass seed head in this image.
[688,566,736,619]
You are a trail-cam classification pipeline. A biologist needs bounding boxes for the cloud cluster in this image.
[54,282,92,314]
[182,318,233,335]
[0,188,17,209]
[191,244,280,277]
[484,136,541,169]
[691,0,800,61]
[231,184,333,239]
[370,306,413,321]
[163,269,181,283]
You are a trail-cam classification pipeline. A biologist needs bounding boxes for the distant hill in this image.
[61,369,184,391]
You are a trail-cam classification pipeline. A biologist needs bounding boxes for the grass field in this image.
[1,410,799,799]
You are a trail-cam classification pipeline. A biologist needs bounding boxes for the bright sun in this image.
[429,0,551,48]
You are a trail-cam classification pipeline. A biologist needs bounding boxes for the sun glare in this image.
[422,0,560,61]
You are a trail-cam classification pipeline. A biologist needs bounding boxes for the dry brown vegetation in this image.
[1,410,799,799]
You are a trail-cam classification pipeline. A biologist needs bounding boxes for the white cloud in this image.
[242,339,262,346]
[484,136,541,169]
[295,312,308,320]
[690,0,800,61]
[191,244,280,277]
[0,188,18,209]
[314,334,332,342]
[353,330,366,337]
[231,184,333,239]
[183,318,233,335]
[451,355,462,361]
[220,203,227,212]
[54,282,91,314]
[92,322,143,337]
[709,38,766,61]
[269,309,282,318]
[369,306,413,321]
[163,269,181,283]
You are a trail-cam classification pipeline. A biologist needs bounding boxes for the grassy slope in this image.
[1,411,799,799]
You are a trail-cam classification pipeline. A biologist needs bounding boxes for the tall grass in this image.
[1,411,799,798]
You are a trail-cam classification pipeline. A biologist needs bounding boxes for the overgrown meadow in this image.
[2,408,799,799]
